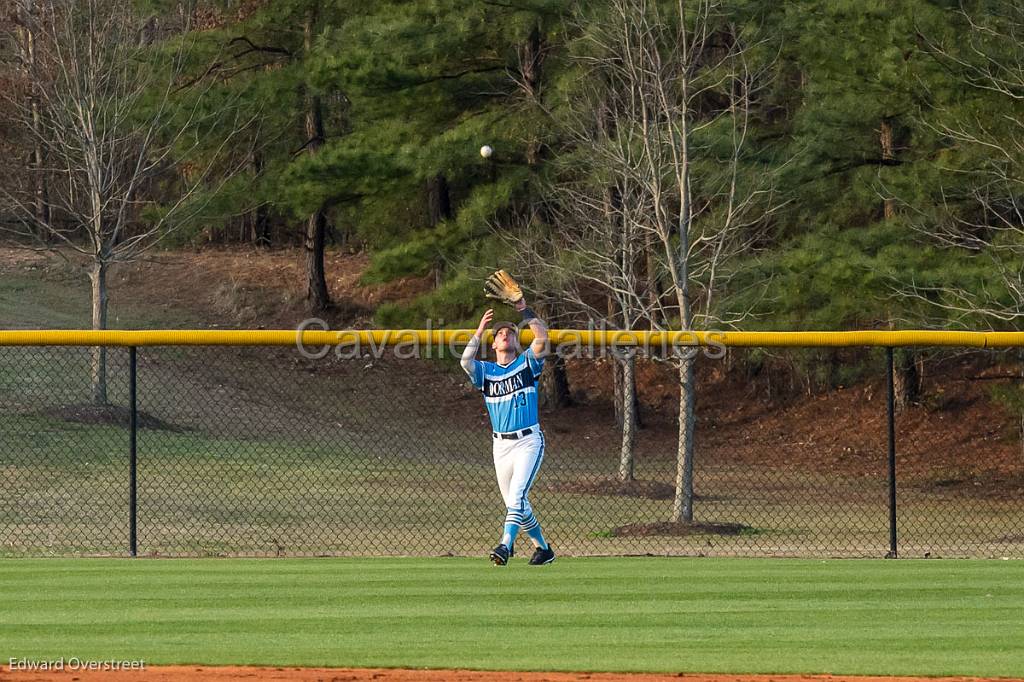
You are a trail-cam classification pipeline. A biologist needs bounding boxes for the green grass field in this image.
[2,557,1023,677]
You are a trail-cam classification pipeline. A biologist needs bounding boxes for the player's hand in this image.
[475,309,494,337]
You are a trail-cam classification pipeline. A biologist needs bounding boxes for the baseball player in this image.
[460,270,555,566]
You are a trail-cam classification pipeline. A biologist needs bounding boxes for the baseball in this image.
[480,145,493,159]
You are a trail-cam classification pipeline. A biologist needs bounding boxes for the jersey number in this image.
[512,393,527,408]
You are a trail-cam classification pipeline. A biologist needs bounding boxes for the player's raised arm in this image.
[460,309,493,379]
[516,298,549,359]
[473,308,493,342]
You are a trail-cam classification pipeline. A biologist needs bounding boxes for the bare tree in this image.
[5,0,50,234]
[0,0,249,404]
[515,0,778,521]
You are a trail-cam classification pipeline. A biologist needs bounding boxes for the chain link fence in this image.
[1,339,1022,558]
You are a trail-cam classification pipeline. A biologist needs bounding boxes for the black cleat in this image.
[528,545,555,565]
[489,544,511,566]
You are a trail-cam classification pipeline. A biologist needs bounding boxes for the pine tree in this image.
[331,0,564,326]
[158,0,375,312]
[729,1,964,333]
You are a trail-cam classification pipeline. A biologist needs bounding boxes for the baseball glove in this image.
[484,269,524,305]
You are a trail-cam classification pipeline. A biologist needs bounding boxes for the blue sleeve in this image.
[524,348,545,378]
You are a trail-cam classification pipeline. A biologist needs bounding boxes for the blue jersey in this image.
[467,348,545,433]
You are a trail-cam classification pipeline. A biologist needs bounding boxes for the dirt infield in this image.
[2,668,1022,682]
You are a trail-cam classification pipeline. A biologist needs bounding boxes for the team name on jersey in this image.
[485,367,533,397]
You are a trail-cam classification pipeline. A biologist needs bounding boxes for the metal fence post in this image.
[886,347,898,558]
[129,346,138,557]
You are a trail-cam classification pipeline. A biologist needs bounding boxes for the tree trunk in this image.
[30,90,50,234]
[1019,409,1024,466]
[617,350,637,482]
[671,354,697,523]
[251,149,270,247]
[303,5,329,312]
[299,4,327,311]
[893,348,919,413]
[17,3,50,238]
[669,97,696,524]
[88,261,109,406]
[608,293,642,437]
[1019,353,1024,466]
[880,118,896,220]
[612,355,624,426]
[540,353,572,410]
[305,209,329,311]
[253,202,270,247]
[426,173,452,227]
[645,230,659,318]
[519,22,543,100]
[426,173,451,288]
[608,293,625,426]
[887,315,918,412]
[519,22,544,166]
[538,300,571,410]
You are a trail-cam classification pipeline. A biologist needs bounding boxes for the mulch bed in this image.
[611,521,752,537]
[543,478,677,500]
[43,404,190,432]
